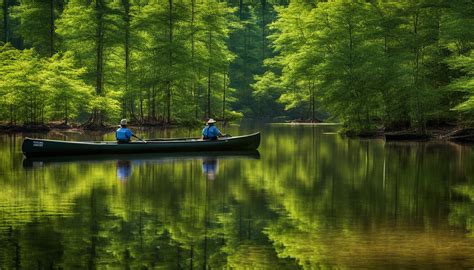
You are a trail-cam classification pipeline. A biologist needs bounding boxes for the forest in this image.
[0,0,473,134]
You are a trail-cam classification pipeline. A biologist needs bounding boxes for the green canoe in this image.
[22,132,261,157]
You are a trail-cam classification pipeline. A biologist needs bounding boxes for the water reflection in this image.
[1,125,474,269]
[116,160,132,182]
[22,150,260,168]
[202,158,218,180]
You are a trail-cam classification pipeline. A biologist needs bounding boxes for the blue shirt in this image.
[202,125,221,139]
[116,127,133,141]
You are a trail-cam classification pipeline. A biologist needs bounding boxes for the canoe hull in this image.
[22,133,261,157]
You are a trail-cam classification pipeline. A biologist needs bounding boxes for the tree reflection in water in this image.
[1,125,474,269]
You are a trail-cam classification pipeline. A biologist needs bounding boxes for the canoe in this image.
[22,132,261,157]
[23,150,260,168]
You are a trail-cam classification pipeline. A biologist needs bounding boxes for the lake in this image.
[0,123,473,269]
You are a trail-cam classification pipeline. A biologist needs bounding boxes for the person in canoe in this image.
[116,119,145,143]
[202,118,227,140]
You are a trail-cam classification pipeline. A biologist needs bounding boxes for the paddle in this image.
[133,134,147,143]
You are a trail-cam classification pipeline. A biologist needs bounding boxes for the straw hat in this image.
[207,118,216,124]
[120,119,128,126]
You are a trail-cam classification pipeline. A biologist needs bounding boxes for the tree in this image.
[41,52,93,124]
[56,0,123,126]
[0,44,45,124]
[442,0,474,120]
[10,0,63,57]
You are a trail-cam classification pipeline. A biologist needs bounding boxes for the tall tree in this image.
[10,0,63,56]
[56,0,123,125]
[442,0,474,118]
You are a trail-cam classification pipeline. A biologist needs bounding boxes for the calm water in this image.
[0,124,474,269]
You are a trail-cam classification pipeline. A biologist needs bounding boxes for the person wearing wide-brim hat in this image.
[202,118,226,140]
[116,119,143,143]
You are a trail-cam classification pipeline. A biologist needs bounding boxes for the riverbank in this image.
[358,127,474,143]
[0,120,204,134]
[271,121,474,143]
[1,121,473,143]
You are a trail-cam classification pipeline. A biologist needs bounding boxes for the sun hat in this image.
[207,118,216,124]
[120,119,128,126]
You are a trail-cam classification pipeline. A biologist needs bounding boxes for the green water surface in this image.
[1,124,474,269]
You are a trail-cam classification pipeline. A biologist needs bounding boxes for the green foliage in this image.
[0,43,45,124]
[256,0,474,132]
[10,0,63,56]
[441,0,474,119]
[1,0,473,128]
[41,52,94,123]
[0,43,93,124]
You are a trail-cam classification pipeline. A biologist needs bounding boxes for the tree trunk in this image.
[309,84,315,122]
[65,96,68,125]
[86,0,105,127]
[151,85,156,120]
[139,88,144,123]
[260,0,266,60]
[239,0,243,20]
[9,104,13,125]
[3,0,8,42]
[207,67,211,119]
[222,71,226,121]
[207,30,212,118]
[166,0,173,124]
[49,0,54,56]
[122,0,130,119]
[95,0,104,96]
[191,0,197,120]
[147,87,151,121]
[412,11,425,133]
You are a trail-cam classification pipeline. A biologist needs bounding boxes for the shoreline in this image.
[0,122,192,134]
[1,122,473,144]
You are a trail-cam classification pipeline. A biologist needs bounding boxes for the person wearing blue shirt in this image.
[202,118,225,140]
[116,119,139,143]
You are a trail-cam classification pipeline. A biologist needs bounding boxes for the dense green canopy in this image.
[256,1,473,132]
[0,0,473,131]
